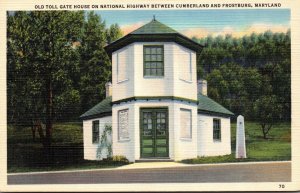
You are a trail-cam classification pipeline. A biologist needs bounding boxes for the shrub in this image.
[107,155,129,164]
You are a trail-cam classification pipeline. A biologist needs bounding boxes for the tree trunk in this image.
[35,120,45,142]
[261,123,268,139]
[262,123,273,139]
[263,130,267,139]
[31,123,36,142]
[45,79,53,150]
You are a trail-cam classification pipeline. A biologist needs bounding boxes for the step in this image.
[135,158,174,162]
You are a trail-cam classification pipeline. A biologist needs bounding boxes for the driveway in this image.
[8,161,291,184]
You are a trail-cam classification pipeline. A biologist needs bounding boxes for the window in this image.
[213,119,221,141]
[179,50,192,82]
[92,120,99,143]
[180,109,192,139]
[117,48,128,82]
[118,109,129,140]
[144,45,164,76]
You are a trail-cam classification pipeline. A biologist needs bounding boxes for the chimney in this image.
[105,82,112,97]
[197,79,207,96]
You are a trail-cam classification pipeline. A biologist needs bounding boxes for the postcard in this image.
[0,0,299,191]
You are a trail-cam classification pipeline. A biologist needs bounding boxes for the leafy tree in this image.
[79,12,123,113]
[7,11,123,150]
[197,30,290,123]
[253,95,283,139]
[79,12,120,113]
[106,23,123,44]
[207,63,262,117]
[7,11,84,149]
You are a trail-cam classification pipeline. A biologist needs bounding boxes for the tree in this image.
[207,63,262,118]
[253,95,283,139]
[196,30,290,122]
[106,23,123,44]
[79,12,110,112]
[79,12,123,112]
[7,11,84,150]
[8,11,123,149]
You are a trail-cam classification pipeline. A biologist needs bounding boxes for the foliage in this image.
[7,11,85,148]
[107,155,129,164]
[97,124,112,159]
[207,63,262,118]
[7,11,123,149]
[196,31,290,73]
[106,23,123,44]
[253,95,283,139]
[78,12,109,112]
[7,123,129,173]
[198,31,291,135]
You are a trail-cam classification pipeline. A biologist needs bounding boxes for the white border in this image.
[1,0,300,191]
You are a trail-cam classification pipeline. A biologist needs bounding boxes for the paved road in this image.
[8,162,291,184]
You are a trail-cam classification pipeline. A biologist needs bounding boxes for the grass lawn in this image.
[182,121,291,164]
[8,121,291,172]
[7,122,129,173]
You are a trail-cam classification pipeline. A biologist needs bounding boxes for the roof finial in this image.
[153,15,156,21]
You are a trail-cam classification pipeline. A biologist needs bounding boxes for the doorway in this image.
[140,108,169,158]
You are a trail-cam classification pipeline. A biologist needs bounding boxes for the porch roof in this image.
[79,96,112,120]
[197,94,234,117]
[80,94,234,120]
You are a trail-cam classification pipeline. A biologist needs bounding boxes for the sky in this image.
[94,9,290,38]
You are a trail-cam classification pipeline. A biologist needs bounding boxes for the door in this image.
[140,108,169,158]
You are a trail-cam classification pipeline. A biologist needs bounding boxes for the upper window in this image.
[92,120,99,144]
[179,51,192,82]
[143,45,164,77]
[213,118,221,141]
[180,108,192,139]
[117,48,129,83]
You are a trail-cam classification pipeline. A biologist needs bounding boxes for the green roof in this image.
[104,19,203,55]
[197,94,234,116]
[130,19,177,34]
[80,95,234,120]
[79,96,112,119]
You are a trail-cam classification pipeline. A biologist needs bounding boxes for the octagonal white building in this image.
[80,18,234,162]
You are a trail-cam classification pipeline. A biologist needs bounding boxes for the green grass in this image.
[182,121,291,164]
[8,121,291,172]
[7,122,129,173]
[8,159,130,173]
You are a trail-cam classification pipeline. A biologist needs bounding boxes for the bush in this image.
[107,155,129,164]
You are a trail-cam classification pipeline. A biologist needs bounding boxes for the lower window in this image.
[213,118,221,141]
[118,109,129,140]
[180,108,192,139]
[92,120,99,143]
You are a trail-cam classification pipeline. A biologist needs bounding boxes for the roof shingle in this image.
[79,96,112,119]
[197,94,234,116]
[130,19,177,34]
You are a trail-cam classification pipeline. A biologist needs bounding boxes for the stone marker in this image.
[236,115,247,158]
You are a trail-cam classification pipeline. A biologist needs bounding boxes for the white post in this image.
[236,115,247,158]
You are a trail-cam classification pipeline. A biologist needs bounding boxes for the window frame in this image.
[143,45,164,77]
[213,118,221,141]
[180,108,192,140]
[118,109,130,141]
[92,120,100,144]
